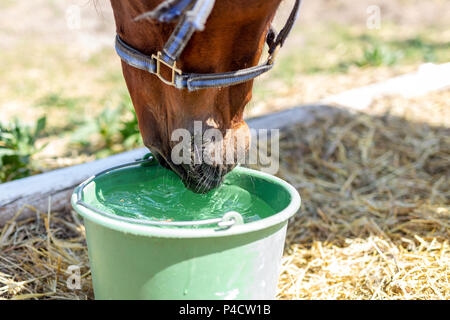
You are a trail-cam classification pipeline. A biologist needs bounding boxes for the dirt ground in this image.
[1,1,448,111]
[2,0,449,46]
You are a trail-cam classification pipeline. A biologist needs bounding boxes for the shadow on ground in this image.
[265,104,449,299]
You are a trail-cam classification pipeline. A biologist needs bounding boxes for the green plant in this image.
[398,37,437,62]
[71,94,142,157]
[37,92,88,109]
[120,106,142,149]
[0,116,47,182]
[71,107,123,153]
[356,44,403,67]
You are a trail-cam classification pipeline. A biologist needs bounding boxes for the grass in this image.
[0,117,47,182]
[0,20,449,177]
[70,94,142,158]
[0,0,15,10]
[0,41,137,171]
[251,23,450,105]
[37,92,89,110]
[272,24,449,76]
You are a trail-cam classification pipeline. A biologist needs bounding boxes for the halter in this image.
[115,0,302,91]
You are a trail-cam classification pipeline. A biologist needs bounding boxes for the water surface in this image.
[87,166,275,227]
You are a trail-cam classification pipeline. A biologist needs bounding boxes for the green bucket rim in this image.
[71,160,301,239]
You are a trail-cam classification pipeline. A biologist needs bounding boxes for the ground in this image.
[1,90,448,299]
[0,0,449,299]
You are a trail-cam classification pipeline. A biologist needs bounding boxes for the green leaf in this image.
[34,116,47,138]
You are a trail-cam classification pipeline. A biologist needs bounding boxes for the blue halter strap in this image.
[115,0,302,91]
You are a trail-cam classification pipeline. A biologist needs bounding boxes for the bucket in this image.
[71,158,301,300]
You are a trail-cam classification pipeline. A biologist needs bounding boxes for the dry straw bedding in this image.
[276,107,449,299]
[0,92,449,300]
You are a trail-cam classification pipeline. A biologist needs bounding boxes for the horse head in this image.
[110,0,299,192]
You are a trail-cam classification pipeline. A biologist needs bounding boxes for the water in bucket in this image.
[83,164,275,227]
[72,160,301,299]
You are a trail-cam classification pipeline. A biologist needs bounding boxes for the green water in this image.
[86,165,275,227]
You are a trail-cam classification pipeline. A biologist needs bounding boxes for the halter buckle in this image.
[151,51,182,87]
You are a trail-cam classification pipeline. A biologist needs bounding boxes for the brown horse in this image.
[110,0,287,192]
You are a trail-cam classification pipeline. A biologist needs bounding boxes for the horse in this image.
[109,0,300,192]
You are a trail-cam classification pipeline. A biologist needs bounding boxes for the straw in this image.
[272,92,449,299]
[1,91,449,299]
[0,202,92,299]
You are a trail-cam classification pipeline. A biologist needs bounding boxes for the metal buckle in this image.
[151,51,182,87]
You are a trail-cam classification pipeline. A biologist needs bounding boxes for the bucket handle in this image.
[216,211,244,230]
[74,156,245,230]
